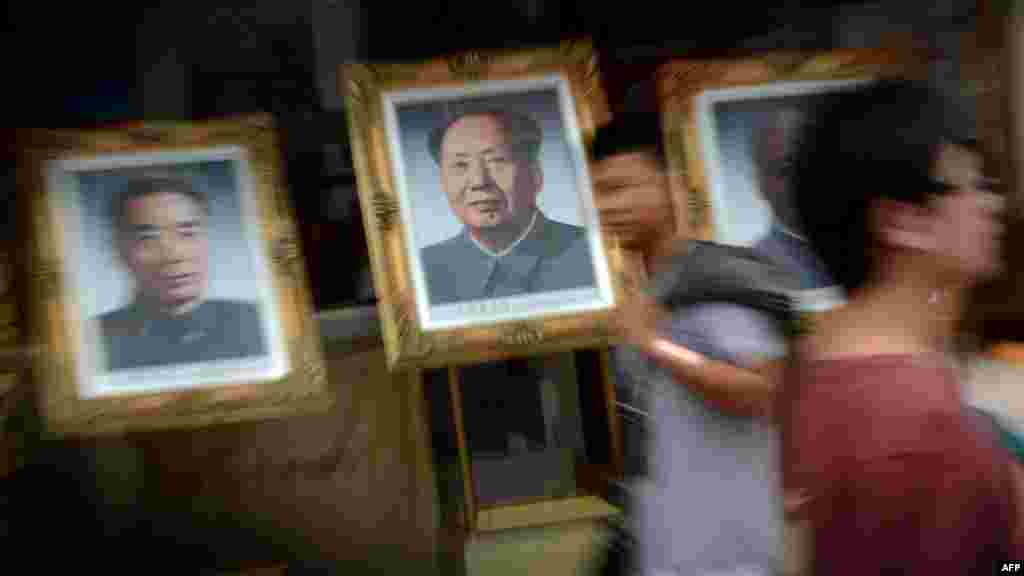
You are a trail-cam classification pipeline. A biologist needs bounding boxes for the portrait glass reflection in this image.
[384,75,614,330]
[698,79,869,306]
[459,352,590,508]
[56,147,287,399]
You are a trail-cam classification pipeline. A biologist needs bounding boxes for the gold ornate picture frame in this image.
[344,40,636,371]
[657,48,926,317]
[657,48,926,244]
[20,115,331,435]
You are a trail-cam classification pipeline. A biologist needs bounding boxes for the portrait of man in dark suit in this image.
[750,107,834,290]
[99,172,266,371]
[420,107,596,306]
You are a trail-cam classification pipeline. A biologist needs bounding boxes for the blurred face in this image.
[755,110,804,230]
[930,144,1005,282]
[439,114,541,233]
[118,191,208,313]
[592,152,675,249]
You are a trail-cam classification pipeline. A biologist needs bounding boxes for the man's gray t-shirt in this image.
[619,302,787,576]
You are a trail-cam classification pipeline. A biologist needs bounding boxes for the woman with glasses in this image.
[780,79,1019,574]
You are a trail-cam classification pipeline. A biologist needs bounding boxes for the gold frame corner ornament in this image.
[22,115,331,436]
[498,323,544,348]
[371,190,400,232]
[343,40,629,371]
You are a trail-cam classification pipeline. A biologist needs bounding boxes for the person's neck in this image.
[640,228,682,274]
[469,209,537,255]
[135,294,202,318]
[841,270,965,357]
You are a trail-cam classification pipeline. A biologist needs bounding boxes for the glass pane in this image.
[458,351,592,508]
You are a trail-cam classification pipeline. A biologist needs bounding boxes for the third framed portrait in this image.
[657,48,927,314]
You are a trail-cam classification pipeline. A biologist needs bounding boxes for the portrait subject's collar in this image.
[127,298,211,342]
[465,209,539,259]
[773,221,807,243]
[763,222,835,290]
[451,212,548,299]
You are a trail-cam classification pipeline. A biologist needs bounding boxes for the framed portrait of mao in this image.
[19,115,330,435]
[344,40,643,370]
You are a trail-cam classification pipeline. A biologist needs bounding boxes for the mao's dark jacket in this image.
[420,212,595,306]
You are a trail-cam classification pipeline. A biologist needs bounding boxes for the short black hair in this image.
[791,78,965,293]
[589,112,666,166]
[111,173,208,232]
[428,108,542,165]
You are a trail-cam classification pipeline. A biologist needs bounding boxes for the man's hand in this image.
[615,291,665,350]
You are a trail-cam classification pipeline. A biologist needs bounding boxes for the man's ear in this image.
[873,197,936,252]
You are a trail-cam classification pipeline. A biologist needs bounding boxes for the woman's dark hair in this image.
[589,112,666,166]
[110,173,208,233]
[791,78,964,293]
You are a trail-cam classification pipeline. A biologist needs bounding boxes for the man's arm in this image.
[617,292,780,418]
[638,334,778,417]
